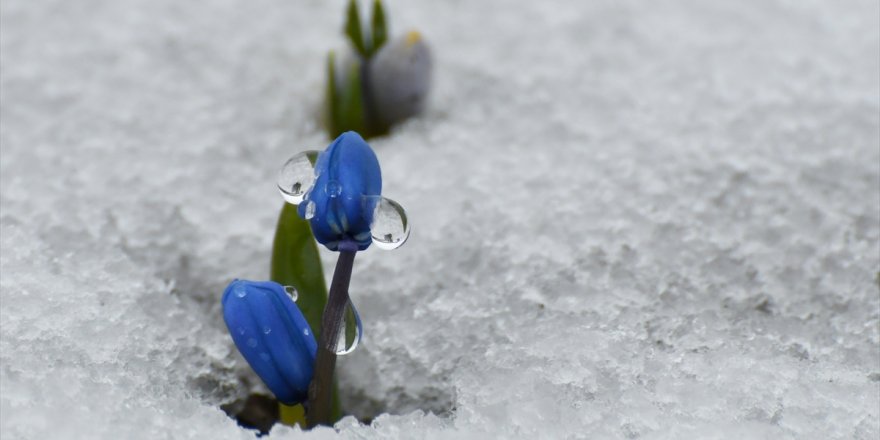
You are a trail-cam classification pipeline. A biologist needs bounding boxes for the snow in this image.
[1,0,879,439]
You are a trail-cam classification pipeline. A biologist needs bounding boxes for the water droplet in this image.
[262,326,272,335]
[364,196,411,250]
[283,285,298,301]
[277,150,320,204]
[247,338,258,348]
[336,299,363,355]
[303,328,310,336]
[237,327,246,336]
[235,286,247,298]
[259,352,270,362]
[304,200,316,220]
[325,180,342,198]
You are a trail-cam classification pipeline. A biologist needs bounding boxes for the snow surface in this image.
[2,0,879,438]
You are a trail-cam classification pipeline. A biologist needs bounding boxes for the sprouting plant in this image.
[222,132,410,429]
[326,0,432,139]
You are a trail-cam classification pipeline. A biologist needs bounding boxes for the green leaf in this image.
[335,61,367,135]
[344,0,367,56]
[271,203,327,335]
[270,203,342,422]
[326,49,367,138]
[369,0,388,57]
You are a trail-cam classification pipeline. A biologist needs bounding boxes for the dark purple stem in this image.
[307,240,358,427]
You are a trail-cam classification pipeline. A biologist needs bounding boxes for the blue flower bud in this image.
[299,132,382,251]
[222,279,317,405]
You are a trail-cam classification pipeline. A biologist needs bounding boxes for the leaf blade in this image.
[344,0,367,56]
[336,60,367,135]
[370,0,388,56]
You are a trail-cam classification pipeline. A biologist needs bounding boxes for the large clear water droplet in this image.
[277,150,319,204]
[283,285,298,301]
[364,196,411,250]
[336,299,363,356]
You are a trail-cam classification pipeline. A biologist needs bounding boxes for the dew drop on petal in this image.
[336,299,363,356]
[235,285,247,298]
[283,285,298,301]
[365,196,411,250]
[325,180,342,198]
[263,326,272,335]
[304,200,316,220]
[247,338,258,348]
[277,150,320,205]
[303,328,310,336]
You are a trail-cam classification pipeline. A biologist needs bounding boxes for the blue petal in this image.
[222,279,317,404]
[300,131,382,251]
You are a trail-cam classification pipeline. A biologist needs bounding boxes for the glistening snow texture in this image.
[1,0,878,439]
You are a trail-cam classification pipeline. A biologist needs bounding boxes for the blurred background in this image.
[1,0,878,438]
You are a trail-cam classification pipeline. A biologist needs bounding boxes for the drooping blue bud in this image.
[299,132,382,251]
[222,279,317,405]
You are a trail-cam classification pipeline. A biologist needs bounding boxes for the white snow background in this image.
[1,0,878,438]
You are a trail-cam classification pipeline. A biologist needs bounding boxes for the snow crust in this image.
[1,0,878,438]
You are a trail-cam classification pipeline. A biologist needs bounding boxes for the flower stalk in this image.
[307,240,358,427]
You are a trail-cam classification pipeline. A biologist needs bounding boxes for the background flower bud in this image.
[366,31,432,130]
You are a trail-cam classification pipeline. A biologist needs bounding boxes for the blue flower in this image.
[300,131,382,251]
[222,279,317,405]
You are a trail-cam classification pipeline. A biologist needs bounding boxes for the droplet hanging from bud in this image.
[278,150,320,205]
[283,285,298,301]
[364,196,410,250]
